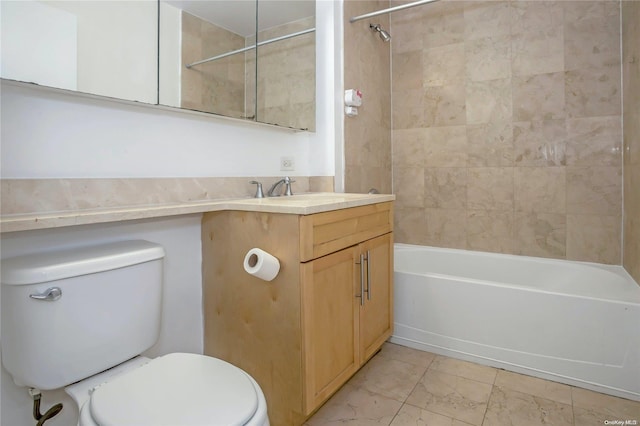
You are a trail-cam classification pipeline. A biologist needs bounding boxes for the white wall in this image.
[0,82,325,178]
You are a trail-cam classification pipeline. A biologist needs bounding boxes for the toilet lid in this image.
[90,353,259,426]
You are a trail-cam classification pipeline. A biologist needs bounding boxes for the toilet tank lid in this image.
[1,240,165,286]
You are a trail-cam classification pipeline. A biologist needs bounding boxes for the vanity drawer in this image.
[299,202,393,262]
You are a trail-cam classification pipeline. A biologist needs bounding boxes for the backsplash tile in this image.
[0,177,334,216]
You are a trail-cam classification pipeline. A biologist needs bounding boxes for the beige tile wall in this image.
[344,0,393,194]
[391,0,624,264]
[181,12,247,119]
[622,1,640,282]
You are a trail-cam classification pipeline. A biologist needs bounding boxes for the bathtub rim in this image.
[394,243,640,305]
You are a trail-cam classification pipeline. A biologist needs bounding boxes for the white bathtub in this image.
[390,243,640,401]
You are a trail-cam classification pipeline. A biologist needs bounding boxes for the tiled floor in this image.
[305,342,640,426]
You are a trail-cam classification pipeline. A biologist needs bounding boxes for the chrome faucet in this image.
[267,176,295,197]
[249,181,265,198]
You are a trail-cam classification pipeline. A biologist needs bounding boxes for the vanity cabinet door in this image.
[358,233,393,363]
[301,245,360,415]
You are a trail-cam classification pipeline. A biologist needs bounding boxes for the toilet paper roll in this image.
[243,248,280,281]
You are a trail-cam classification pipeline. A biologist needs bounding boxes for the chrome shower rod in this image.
[350,0,441,23]
[186,27,316,69]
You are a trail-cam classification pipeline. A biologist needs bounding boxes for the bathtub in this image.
[390,243,640,401]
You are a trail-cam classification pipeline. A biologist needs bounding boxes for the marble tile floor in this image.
[305,342,640,426]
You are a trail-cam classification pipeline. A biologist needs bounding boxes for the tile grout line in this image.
[478,368,502,426]
[387,355,435,425]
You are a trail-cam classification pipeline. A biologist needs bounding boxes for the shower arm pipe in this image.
[185,27,315,69]
[349,0,441,23]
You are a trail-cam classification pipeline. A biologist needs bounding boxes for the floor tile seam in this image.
[430,357,500,386]
[386,401,404,426]
[426,364,498,389]
[365,355,432,402]
[384,352,433,372]
[347,375,419,407]
[405,368,493,426]
[571,402,640,424]
[379,353,435,373]
[394,401,471,426]
[569,385,631,413]
[492,383,575,409]
[429,354,508,385]
[400,399,465,421]
[483,384,578,426]
[477,384,495,426]
[401,366,431,407]
[318,382,404,425]
[494,372,573,405]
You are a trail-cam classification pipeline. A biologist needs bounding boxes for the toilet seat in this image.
[77,353,263,426]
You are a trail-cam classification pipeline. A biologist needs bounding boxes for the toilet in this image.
[1,240,269,426]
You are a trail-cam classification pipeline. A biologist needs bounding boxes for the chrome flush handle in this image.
[29,287,62,301]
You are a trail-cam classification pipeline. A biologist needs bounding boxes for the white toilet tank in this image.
[1,240,165,390]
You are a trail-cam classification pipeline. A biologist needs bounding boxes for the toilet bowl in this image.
[67,354,269,426]
[1,240,269,426]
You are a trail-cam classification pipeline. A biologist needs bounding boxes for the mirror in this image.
[0,0,158,104]
[159,0,315,131]
[1,0,316,131]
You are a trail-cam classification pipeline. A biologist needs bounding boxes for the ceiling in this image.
[165,0,315,37]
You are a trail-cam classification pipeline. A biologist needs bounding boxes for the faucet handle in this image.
[284,177,295,196]
[250,180,264,198]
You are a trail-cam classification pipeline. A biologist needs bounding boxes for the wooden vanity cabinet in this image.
[301,232,393,411]
[201,202,393,425]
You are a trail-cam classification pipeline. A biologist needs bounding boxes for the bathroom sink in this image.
[229,192,395,214]
[267,192,364,201]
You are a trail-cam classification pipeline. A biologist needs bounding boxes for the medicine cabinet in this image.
[1,0,315,131]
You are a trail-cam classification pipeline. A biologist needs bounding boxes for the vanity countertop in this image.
[0,192,395,233]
